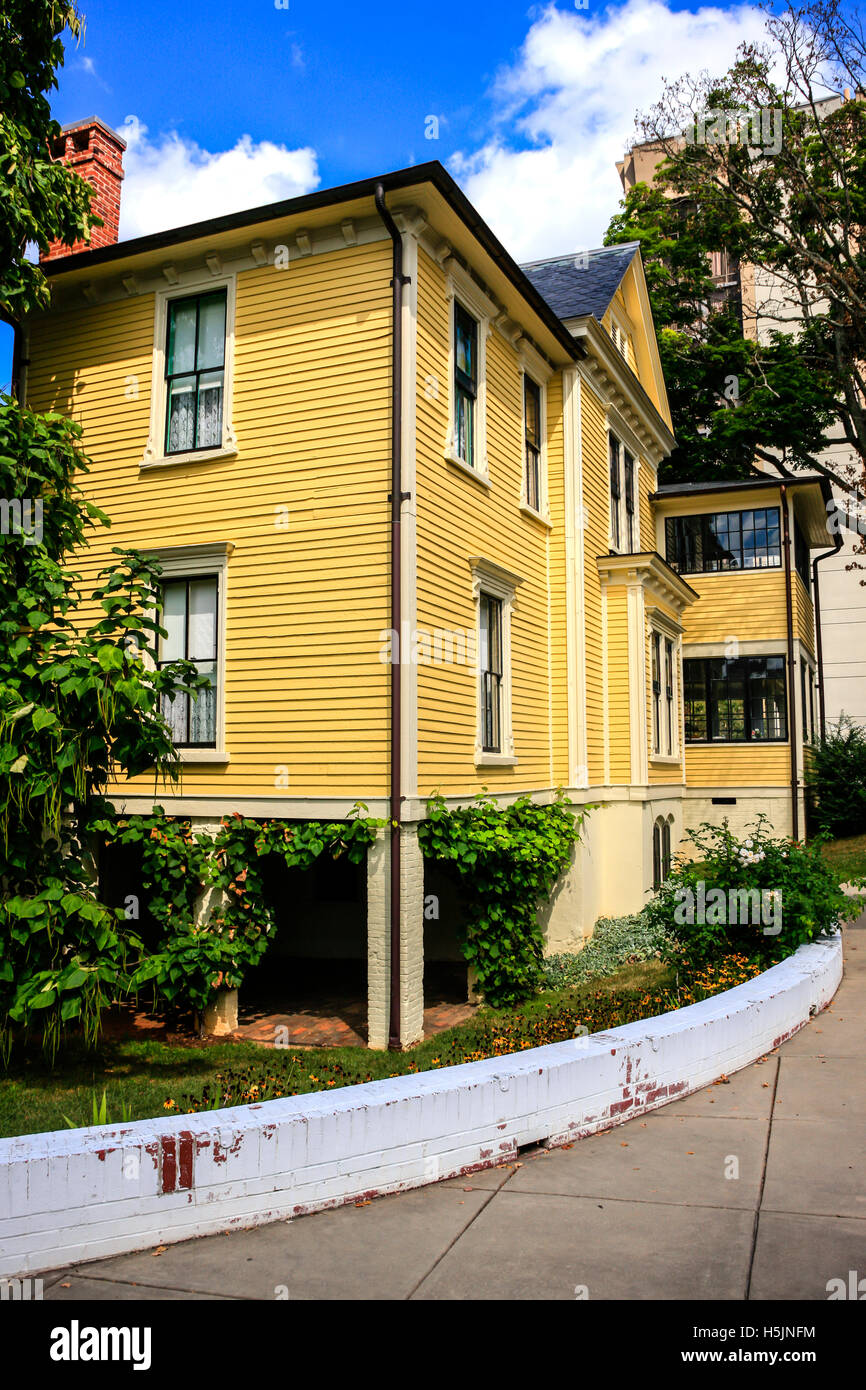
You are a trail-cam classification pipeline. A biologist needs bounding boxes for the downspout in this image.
[780,484,799,841]
[811,543,840,742]
[374,185,410,1051]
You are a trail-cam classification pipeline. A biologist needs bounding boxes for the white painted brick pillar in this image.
[366,824,425,1050]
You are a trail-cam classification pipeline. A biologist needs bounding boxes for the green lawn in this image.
[818,833,866,886]
[0,960,679,1139]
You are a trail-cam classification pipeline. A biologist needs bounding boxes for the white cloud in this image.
[117,117,320,240]
[452,0,773,261]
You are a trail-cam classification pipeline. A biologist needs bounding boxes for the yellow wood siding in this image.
[793,573,815,652]
[546,372,569,786]
[414,247,555,794]
[579,375,610,785]
[27,242,395,799]
[685,745,791,786]
[681,572,789,645]
[605,586,631,782]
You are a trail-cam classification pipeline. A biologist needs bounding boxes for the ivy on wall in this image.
[96,804,382,1015]
[418,792,591,1007]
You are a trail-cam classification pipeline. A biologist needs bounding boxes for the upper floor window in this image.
[684,655,787,743]
[624,450,636,552]
[524,377,542,513]
[666,508,781,574]
[609,435,637,552]
[479,593,503,753]
[165,290,227,456]
[609,434,622,549]
[454,302,478,469]
[158,575,219,747]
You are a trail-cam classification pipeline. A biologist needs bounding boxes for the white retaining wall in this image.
[0,934,842,1277]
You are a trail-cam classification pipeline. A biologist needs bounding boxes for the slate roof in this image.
[520,243,640,322]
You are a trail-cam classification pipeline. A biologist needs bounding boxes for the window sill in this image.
[445,452,491,489]
[174,748,231,765]
[520,503,552,529]
[475,752,518,768]
[650,754,681,766]
[140,445,238,472]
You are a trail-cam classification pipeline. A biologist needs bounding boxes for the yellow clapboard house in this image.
[19,120,835,1046]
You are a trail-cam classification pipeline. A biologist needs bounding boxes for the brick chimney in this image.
[41,117,126,261]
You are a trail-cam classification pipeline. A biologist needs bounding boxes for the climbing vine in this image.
[97,803,383,1015]
[418,792,590,1007]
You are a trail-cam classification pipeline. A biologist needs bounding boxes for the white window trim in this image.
[444,261,492,482]
[141,273,239,470]
[147,541,232,763]
[470,556,522,766]
[519,364,551,525]
[608,424,640,555]
[647,611,682,763]
[608,431,624,553]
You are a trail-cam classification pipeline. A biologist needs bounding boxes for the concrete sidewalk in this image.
[41,916,866,1301]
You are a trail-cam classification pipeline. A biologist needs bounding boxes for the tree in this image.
[1,0,98,322]
[608,0,866,520]
[606,182,840,484]
[0,3,199,1057]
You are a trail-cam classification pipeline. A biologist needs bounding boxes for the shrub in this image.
[806,715,866,839]
[643,815,859,970]
[541,913,671,990]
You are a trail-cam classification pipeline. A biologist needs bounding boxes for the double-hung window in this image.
[454,303,478,469]
[664,637,675,754]
[683,656,788,743]
[651,631,677,756]
[624,450,636,552]
[524,377,542,512]
[165,290,227,456]
[609,434,622,549]
[651,632,662,754]
[158,576,219,747]
[479,593,503,753]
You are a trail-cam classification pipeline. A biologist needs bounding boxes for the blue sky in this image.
[2,0,816,385]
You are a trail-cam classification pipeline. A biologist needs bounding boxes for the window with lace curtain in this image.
[158,576,219,747]
[164,291,227,455]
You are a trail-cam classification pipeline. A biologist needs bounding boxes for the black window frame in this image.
[665,508,782,575]
[164,289,228,456]
[624,450,636,552]
[480,592,503,753]
[609,434,622,549]
[157,573,219,749]
[454,301,478,470]
[664,636,675,755]
[651,631,662,754]
[683,655,788,744]
[524,376,542,513]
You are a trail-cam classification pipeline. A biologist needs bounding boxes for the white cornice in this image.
[596,550,698,612]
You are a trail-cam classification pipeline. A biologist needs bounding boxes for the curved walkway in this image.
[41,913,865,1302]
